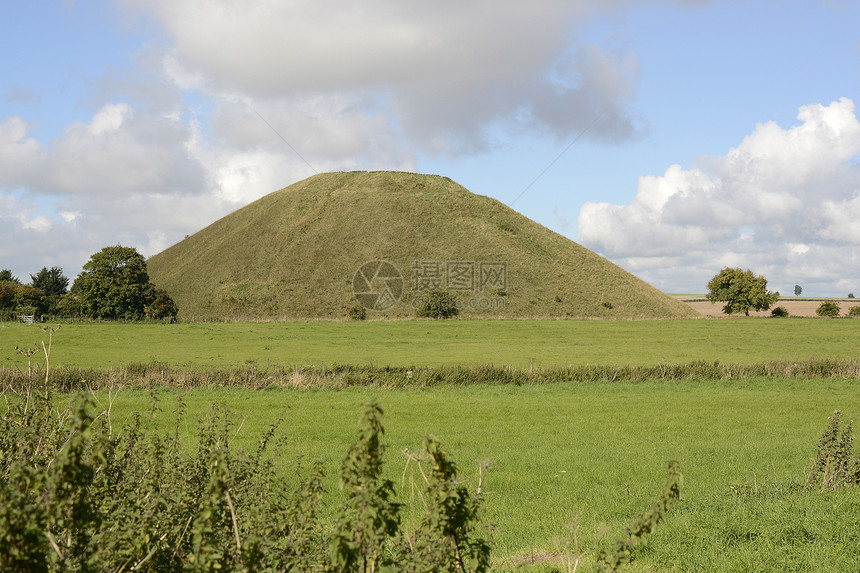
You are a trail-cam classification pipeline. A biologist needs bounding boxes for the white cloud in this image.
[121,0,649,151]
[41,102,206,196]
[578,98,860,295]
[0,116,45,188]
[59,210,81,223]
[88,102,133,135]
[0,193,66,272]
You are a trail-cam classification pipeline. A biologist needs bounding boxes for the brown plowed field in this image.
[682,298,860,318]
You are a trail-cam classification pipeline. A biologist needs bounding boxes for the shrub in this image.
[770,306,789,317]
[416,289,459,319]
[144,288,178,320]
[849,306,860,318]
[347,303,367,321]
[816,301,841,317]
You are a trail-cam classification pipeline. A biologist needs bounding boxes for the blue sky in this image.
[2,0,859,296]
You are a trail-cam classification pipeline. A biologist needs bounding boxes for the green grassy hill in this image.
[147,171,697,321]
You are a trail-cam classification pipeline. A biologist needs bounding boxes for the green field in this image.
[82,377,860,571]
[4,318,860,570]
[2,318,859,370]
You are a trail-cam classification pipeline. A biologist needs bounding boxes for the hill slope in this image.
[147,171,697,320]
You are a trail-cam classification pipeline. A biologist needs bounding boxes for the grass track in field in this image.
[2,318,859,370]
[90,376,860,571]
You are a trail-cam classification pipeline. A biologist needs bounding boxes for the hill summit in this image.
[147,171,697,320]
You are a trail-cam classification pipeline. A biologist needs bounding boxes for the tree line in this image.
[1,245,177,322]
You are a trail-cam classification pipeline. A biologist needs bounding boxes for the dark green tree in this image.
[0,281,46,318]
[144,288,178,320]
[30,267,69,316]
[0,280,16,311]
[71,245,176,320]
[0,269,19,283]
[706,267,779,316]
[31,267,69,297]
[12,284,46,316]
[794,284,802,296]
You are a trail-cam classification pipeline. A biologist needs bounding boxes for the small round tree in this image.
[770,306,789,317]
[794,284,802,296]
[816,301,841,318]
[706,267,779,316]
[416,289,459,319]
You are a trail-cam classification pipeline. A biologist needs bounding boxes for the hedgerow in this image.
[4,357,860,393]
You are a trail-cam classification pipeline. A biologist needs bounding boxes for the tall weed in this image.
[807,410,860,490]
[0,389,498,571]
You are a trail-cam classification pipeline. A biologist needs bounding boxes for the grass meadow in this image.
[4,317,860,570]
[84,378,860,571]
[2,318,859,369]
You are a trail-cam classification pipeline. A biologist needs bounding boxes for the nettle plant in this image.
[807,410,860,490]
[0,391,491,572]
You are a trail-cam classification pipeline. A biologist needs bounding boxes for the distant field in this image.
[682,297,860,318]
[2,317,860,370]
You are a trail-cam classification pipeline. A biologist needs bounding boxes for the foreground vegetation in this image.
[5,375,860,571]
[1,388,496,572]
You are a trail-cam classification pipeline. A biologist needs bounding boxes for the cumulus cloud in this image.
[0,116,45,188]
[120,0,647,151]
[577,98,860,295]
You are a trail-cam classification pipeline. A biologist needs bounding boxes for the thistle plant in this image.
[808,410,856,489]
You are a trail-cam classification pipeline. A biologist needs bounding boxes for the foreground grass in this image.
[82,377,860,571]
[2,318,859,370]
